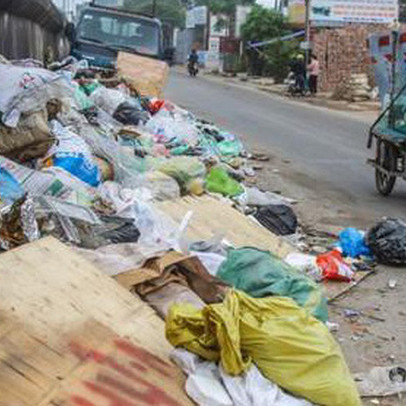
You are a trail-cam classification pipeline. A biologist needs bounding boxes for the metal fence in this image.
[0,0,69,61]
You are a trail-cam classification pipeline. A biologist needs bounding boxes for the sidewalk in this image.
[199,69,380,113]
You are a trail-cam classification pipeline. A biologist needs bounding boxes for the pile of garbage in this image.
[0,54,401,405]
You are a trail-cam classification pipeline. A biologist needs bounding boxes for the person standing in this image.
[308,54,320,96]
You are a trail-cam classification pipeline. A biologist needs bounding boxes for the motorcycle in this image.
[286,72,306,97]
[188,61,199,77]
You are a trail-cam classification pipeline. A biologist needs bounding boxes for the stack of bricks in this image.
[312,24,386,95]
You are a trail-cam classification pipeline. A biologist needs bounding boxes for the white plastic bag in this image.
[0,65,71,127]
[284,253,322,282]
[191,251,226,276]
[89,86,129,115]
[220,365,313,406]
[171,349,313,406]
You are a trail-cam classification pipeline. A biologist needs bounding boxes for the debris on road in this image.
[0,51,401,405]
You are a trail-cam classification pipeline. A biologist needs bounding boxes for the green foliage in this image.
[241,5,298,82]
[195,0,255,17]
[123,0,186,27]
[263,40,300,82]
[241,5,288,42]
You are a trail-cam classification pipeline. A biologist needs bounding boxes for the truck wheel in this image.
[375,140,397,196]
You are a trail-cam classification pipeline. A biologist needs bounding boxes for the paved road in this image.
[165,71,406,219]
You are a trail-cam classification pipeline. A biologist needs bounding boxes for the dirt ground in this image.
[247,148,406,406]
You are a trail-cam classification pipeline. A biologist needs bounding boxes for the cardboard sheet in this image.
[117,52,169,98]
[0,237,192,405]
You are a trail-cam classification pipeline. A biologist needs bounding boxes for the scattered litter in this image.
[388,279,397,289]
[253,204,298,236]
[316,250,354,282]
[366,218,406,265]
[354,365,406,397]
[338,227,371,258]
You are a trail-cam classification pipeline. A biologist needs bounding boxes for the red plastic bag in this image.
[149,99,165,115]
[316,250,354,282]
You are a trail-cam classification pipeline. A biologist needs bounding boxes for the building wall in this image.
[313,24,384,93]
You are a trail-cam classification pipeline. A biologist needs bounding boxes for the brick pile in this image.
[312,24,386,95]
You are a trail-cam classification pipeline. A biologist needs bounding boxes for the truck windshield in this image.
[77,9,160,57]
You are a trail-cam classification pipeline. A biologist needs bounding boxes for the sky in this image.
[256,0,276,8]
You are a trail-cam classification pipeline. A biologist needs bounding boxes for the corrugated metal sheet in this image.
[0,0,64,33]
[0,0,69,61]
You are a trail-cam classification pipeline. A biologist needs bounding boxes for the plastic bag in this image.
[217,248,328,322]
[253,205,298,236]
[158,157,206,195]
[338,227,371,258]
[144,108,200,145]
[166,290,361,406]
[89,86,129,116]
[0,167,24,207]
[366,218,406,265]
[45,120,101,187]
[316,250,354,282]
[216,139,243,157]
[0,65,72,127]
[113,101,149,125]
[206,167,244,197]
[354,365,406,397]
[171,349,312,406]
[284,253,322,282]
[0,155,94,202]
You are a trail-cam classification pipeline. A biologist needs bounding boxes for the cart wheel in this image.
[375,140,397,196]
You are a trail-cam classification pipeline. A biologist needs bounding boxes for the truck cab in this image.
[69,4,163,70]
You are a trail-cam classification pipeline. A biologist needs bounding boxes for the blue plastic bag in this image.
[0,167,24,205]
[339,228,371,258]
[47,121,101,187]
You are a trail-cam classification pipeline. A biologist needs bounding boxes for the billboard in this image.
[288,0,306,25]
[186,6,208,29]
[288,0,398,25]
[311,0,398,24]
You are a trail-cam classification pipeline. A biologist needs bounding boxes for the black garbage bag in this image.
[253,204,297,236]
[113,102,149,125]
[366,218,406,265]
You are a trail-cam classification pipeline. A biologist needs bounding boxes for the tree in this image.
[123,0,186,28]
[241,5,297,81]
[195,0,255,35]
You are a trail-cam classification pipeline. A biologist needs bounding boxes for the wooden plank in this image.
[0,238,193,406]
[0,237,169,357]
[156,195,295,259]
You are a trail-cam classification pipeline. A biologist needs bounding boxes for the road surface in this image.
[166,71,406,221]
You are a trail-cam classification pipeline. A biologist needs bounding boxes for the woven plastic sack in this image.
[166,290,361,406]
[217,248,328,322]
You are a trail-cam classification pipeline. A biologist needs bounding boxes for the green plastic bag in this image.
[158,156,206,195]
[166,290,361,406]
[206,167,243,197]
[217,247,328,322]
[217,139,243,157]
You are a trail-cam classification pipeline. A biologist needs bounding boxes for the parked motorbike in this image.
[286,72,306,97]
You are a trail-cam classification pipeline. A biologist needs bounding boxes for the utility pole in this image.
[304,0,311,70]
[152,0,157,17]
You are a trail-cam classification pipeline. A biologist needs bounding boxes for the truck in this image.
[66,1,164,71]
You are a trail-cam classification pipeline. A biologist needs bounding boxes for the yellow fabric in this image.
[166,290,361,406]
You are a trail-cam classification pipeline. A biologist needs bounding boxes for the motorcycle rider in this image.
[289,54,306,95]
[188,49,199,77]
